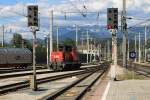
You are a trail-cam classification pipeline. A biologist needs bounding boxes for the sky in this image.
[0,0,150,41]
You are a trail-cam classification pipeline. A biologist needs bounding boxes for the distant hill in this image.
[52,25,112,41]
[4,25,150,44]
[52,25,150,41]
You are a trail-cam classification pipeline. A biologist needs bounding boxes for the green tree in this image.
[36,44,46,64]
[23,39,32,50]
[12,33,23,48]
[63,38,75,46]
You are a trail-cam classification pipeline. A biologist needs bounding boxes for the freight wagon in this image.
[0,48,32,68]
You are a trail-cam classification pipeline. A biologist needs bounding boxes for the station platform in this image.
[83,64,150,100]
[134,62,150,66]
[102,65,150,100]
[105,80,150,100]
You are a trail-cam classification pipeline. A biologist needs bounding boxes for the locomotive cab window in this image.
[65,46,72,52]
[58,46,64,51]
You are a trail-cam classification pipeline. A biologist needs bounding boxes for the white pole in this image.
[105,44,107,60]
[127,40,129,61]
[32,30,37,91]
[90,38,93,63]
[122,0,127,68]
[99,44,101,62]
[2,25,4,47]
[87,30,89,64]
[50,10,53,62]
[120,42,122,56]
[94,39,96,61]
[142,44,144,62]
[138,32,141,63]
[114,35,117,68]
[111,29,117,80]
[135,35,137,62]
[76,25,78,47]
[46,33,49,69]
[144,26,147,63]
[107,40,110,61]
[56,25,59,51]
[81,33,84,62]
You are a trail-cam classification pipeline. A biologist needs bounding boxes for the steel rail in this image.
[0,65,103,95]
[40,66,108,100]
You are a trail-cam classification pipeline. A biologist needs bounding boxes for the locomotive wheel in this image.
[57,66,61,71]
[51,63,65,71]
[58,65,64,71]
[52,64,57,71]
[76,64,81,69]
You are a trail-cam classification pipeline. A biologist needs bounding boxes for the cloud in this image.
[0,0,150,41]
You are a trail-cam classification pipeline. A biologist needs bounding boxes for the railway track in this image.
[0,66,46,74]
[0,64,102,79]
[133,66,150,78]
[0,64,97,74]
[118,60,150,78]
[129,63,150,78]
[39,65,108,100]
[135,70,150,77]
[0,64,108,95]
[0,69,52,79]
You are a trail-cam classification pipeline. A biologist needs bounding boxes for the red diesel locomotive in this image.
[50,45,81,71]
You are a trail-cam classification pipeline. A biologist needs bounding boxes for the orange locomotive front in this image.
[50,45,81,71]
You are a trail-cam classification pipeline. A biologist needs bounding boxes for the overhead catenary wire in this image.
[128,18,150,29]
[68,0,87,17]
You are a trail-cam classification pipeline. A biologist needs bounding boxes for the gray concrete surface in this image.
[106,80,150,100]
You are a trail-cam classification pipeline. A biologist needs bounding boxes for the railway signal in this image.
[27,5,38,27]
[107,8,118,81]
[107,8,118,29]
[27,5,39,91]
